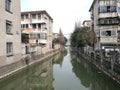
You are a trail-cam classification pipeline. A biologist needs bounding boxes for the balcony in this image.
[38,32,47,45]
[22,28,41,34]
[21,19,46,24]
[99,12,118,18]
[29,39,36,44]
[22,28,33,34]
[21,19,30,24]
[98,17,119,26]
[29,38,47,45]
[30,19,46,24]
[38,39,47,45]
[100,30,118,43]
[29,32,47,45]
[100,36,117,44]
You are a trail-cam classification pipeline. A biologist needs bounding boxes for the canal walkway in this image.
[0,49,59,80]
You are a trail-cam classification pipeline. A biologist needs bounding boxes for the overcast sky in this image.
[21,0,93,36]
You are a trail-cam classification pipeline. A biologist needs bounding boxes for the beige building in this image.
[89,0,120,50]
[0,0,21,67]
[21,10,53,55]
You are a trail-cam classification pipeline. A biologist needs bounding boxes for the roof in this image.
[82,20,91,25]
[89,0,97,12]
[21,10,53,21]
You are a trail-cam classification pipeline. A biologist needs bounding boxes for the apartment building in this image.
[89,0,120,50]
[0,0,21,66]
[21,10,53,56]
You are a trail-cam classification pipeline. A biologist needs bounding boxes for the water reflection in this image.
[53,49,67,65]
[0,58,53,90]
[71,53,120,90]
[0,47,120,90]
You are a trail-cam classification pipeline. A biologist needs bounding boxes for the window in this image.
[7,42,13,56]
[106,31,111,36]
[25,14,28,19]
[21,24,25,29]
[110,6,116,12]
[99,6,116,13]
[99,6,107,13]
[21,24,28,29]
[6,20,12,33]
[111,31,116,35]
[38,14,41,20]
[117,7,120,13]
[32,14,36,19]
[38,24,41,29]
[101,30,116,36]
[32,24,36,29]
[5,0,11,11]
[30,33,38,39]
[40,33,47,39]
[101,31,106,36]
[21,15,24,21]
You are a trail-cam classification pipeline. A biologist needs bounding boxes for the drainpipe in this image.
[100,44,103,67]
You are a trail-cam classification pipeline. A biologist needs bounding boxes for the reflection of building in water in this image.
[0,58,53,90]
[71,54,120,90]
[53,49,67,67]
[26,59,53,90]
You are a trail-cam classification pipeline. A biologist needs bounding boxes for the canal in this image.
[0,47,120,90]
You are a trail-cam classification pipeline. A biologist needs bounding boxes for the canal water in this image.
[0,47,120,90]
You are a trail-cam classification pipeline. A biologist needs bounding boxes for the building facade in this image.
[21,10,53,55]
[0,0,21,67]
[89,0,120,50]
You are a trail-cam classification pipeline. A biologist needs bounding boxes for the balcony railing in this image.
[99,12,118,18]
[21,18,46,24]
[30,19,46,24]
[38,39,47,45]
[100,36,117,43]
[22,28,33,34]
[98,17,119,25]
[29,39,47,45]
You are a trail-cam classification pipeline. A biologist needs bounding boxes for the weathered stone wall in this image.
[0,49,60,79]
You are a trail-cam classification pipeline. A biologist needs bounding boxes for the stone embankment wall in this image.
[0,49,60,80]
[77,49,120,85]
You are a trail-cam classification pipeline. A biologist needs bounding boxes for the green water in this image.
[0,47,120,90]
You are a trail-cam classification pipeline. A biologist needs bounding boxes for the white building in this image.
[21,10,53,56]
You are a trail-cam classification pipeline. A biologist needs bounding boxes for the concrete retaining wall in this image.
[79,51,120,85]
[0,49,60,80]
